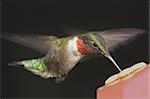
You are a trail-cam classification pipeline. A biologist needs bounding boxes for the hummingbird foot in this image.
[55,74,67,84]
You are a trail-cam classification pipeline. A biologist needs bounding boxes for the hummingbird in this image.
[5,28,144,82]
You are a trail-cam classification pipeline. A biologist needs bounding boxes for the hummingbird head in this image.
[78,32,109,56]
[78,32,122,72]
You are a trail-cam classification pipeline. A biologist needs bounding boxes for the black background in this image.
[1,0,149,98]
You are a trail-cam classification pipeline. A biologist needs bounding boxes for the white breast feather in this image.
[67,37,83,63]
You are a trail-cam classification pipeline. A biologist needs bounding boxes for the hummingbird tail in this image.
[8,59,61,79]
[8,59,55,79]
[8,61,24,67]
[8,59,46,71]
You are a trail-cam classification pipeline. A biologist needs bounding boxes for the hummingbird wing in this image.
[95,28,145,51]
[4,34,58,54]
[61,26,87,36]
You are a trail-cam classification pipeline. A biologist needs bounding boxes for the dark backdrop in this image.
[1,0,149,98]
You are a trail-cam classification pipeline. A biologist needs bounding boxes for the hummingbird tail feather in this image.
[8,61,23,67]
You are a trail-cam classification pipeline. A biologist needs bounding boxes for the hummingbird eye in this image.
[91,41,98,48]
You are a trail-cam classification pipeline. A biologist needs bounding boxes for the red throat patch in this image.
[76,39,92,55]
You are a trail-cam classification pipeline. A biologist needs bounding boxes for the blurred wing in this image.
[4,34,58,54]
[95,28,145,51]
[61,26,87,36]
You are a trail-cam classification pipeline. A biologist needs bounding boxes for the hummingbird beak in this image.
[104,54,122,72]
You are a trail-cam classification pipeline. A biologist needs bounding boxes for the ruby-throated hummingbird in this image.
[5,28,144,82]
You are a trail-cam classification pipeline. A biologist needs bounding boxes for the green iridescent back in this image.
[20,59,46,72]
